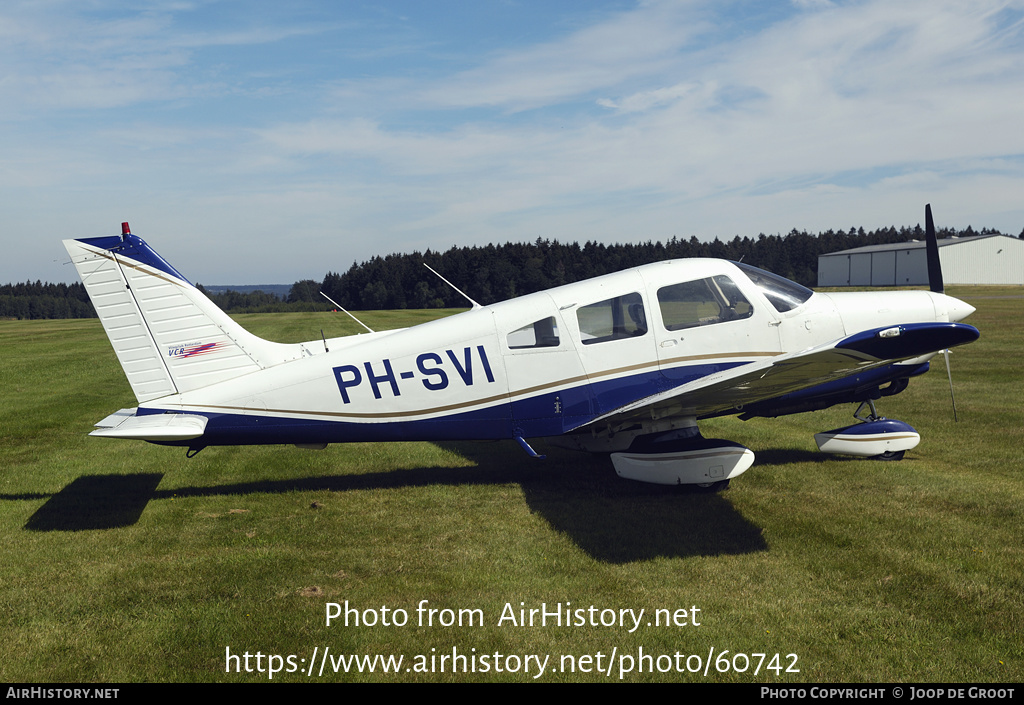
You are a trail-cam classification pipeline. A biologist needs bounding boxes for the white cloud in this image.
[597,81,699,112]
[790,0,834,9]
[5,0,1024,285]
[416,0,710,111]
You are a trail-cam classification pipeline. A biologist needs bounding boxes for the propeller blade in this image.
[927,205,957,420]
[925,204,944,294]
[943,348,959,422]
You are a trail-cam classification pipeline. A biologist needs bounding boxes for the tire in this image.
[872,450,905,461]
[693,479,731,493]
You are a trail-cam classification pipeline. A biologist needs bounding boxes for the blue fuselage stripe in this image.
[150,360,921,446]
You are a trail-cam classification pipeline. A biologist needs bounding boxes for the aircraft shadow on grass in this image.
[19,440,768,562]
[23,473,164,532]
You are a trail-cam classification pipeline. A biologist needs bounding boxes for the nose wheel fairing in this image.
[813,400,920,459]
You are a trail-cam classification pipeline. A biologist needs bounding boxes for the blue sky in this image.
[4,0,1024,285]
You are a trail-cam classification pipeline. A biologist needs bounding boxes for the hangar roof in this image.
[822,234,1013,257]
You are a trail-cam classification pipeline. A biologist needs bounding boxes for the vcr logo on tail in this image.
[168,342,226,358]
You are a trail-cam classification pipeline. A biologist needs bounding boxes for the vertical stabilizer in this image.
[64,226,304,403]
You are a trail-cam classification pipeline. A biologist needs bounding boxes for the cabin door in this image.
[491,297,595,438]
[544,273,662,417]
[639,270,783,386]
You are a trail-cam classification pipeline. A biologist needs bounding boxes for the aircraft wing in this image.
[572,321,979,432]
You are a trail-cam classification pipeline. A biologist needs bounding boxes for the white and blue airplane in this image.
[63,206,978,489]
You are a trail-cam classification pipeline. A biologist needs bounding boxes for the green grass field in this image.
[1,288,1021,682]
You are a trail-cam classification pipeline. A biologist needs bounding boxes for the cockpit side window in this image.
[733,262,813,313]
[577,292,648,345]
[507,316,560,349]
[657,276,753,331]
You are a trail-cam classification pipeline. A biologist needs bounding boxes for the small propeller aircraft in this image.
[63,206,978,489]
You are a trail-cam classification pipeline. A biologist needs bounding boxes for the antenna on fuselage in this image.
[423,263,482,310]
[319,291,375,333]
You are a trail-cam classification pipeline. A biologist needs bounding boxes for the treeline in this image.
[319,224,1011,310]
[0,281,95,320]
[0,280,294,319]
[194,285,290,314]
[5,224,1015,318]
[0,279,307,319]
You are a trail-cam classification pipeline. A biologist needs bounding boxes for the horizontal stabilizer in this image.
[91,408,207,441]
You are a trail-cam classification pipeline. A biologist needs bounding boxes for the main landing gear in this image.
[813,400,920,460]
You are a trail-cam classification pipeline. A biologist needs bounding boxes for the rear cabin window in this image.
[507,316,560,349]
[657,276,753,331]
[577,292,648,345]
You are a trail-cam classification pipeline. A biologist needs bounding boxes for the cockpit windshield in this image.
[733,262,813,313]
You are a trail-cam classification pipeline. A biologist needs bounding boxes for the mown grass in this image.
[0,288,1020,682]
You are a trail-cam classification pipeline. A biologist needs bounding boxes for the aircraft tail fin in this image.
[64,223,304,403]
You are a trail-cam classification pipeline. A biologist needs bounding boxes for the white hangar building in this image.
[817,234,1024,287]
